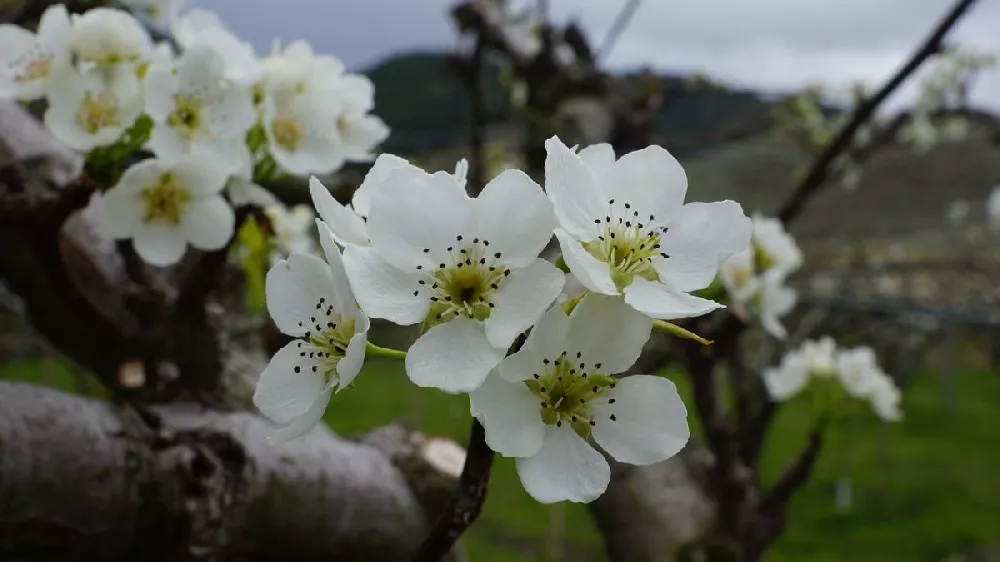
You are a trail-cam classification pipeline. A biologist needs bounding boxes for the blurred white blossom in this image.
[0,4,71,100]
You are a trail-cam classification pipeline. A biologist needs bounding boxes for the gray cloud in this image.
[192,0,1000,110]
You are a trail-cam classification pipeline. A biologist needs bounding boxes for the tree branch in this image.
[775,0,980,224]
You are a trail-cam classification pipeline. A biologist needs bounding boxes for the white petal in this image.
[267,387,333,443]
[554,229,617,295]
[470,372,546,458]
[623,278,724,320]
[342,244,429,325]
[515,425,610,504]
[228,177,278,208]
[180,196,234,250]
[132,224,187,266]
[341,114,389,161]
[265,253,336,337]
[485,259,565,350]
[474,169,555,268]
[544,136,606,240]
[309,176,370,246]
[366,166,474,271]
[316,220,360,316]
[351,153,410,216]
[577,144,615,185]
[610,145,687,220]
[566,293,652,374]
[656,201,752,292]
[405,318,504,393]
[592,375,689,465]
[143,63,176,121]
[336,329,367,391]
[173,154,230,196]
[498,305,571,383]
[253,340,325,425]
[147,122,190,162]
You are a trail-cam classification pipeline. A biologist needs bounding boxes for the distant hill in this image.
[362,52,777,157]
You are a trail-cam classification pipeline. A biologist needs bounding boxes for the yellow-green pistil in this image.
[140,173,191,225]
[582,198,669,291]
[166,94,203,137]
[292,296,356,380]
[416,235,510,327]
[76,91,121,134]
[523,350,618,440]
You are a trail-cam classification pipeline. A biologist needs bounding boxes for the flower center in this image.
[292,297,357,385]
[271,116,303,151]
[414,236,510,325]
[523,350,618,439]
[76,91,121,134]
[13,51,52,83]
[167,95,204,136]
[753,241,776,271]
[140,173,191,225]
[582,199,669,291]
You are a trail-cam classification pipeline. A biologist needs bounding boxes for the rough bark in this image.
[0,381,464,561]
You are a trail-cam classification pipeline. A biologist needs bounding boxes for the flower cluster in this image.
[763,336,902,422]
[253,136,753,503]
[1,4,386,266]
[719,214,802,339]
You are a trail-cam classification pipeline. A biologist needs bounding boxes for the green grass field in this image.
[3,357,998,561]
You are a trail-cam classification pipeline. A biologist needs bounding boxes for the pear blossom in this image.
[835,346,881,398]
[751,214,802,275]
[98,154,233,266]
[470,294,688,503]
[763,336,836,401]
[171,8,262,85]
[342,161,564,393]
[261,39,346,98]
[265,204,316,264]
[866,372,903,422]
[309,155,468,247]
[988,185,1000,232]
[0,4,71,100]
[144,44,256,163]
[253,225,369,442]
[755,270,798,340]
[544,136,751,321]
[261,87,345,175]
[69,8,152,64]
[44,64,144,150]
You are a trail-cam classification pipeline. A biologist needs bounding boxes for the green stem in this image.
[562,290,588,314]
[554,254,569,273]
[652,319,713,345]
[365,341,407,361]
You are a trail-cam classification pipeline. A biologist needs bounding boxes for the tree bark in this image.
[0,381,462,562]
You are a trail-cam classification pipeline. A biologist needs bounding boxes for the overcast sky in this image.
[192,0,1000,111]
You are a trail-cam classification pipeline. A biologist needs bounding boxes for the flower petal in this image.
[316,220,360,317]
[554,229,617,295]
[265,253,336,337]
[544,136,606,240]
[485,259,565,350]
[592,375,689,465]
[656,201,752,292]
[174,154,230,196]
[470,372,546,458]
[181,196,235,250]
[309,176,370,246]
[515,425,610,504]
[623,278,724,320]
[610,145,687,220]
[351,153,410,216]
[475,169,555,268]
[267,387,333,444]
[336,329,367,391]
[566,293,652,374]
[577,144,615,185]
[253,340,326,425]
[366,165,474,271]
[342,244,429,325]
[499,305,571,382]
[132,224,188,266]
[405,317,504,393]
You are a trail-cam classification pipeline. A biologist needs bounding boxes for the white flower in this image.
[44,64,144,150]
[253,225,369,442]
[987,185,1000,232]
[756,270,797,340]
[470,294,688,504]
[835,346,881,398]
[544,137,751,321]
[144,43,256,165]
[171,9,261,85]
[99,154,234,266]
[310,155,469,247]
[719,248,757,303]
[261,87,344,175]
[265,204,316,264]
[69,8,152,64]
[261,39,345,98]
[866,372,903,422]
[763,336,837,401]
[751,214,802,275]
[342,161,565,392]
[0,4,71,100]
